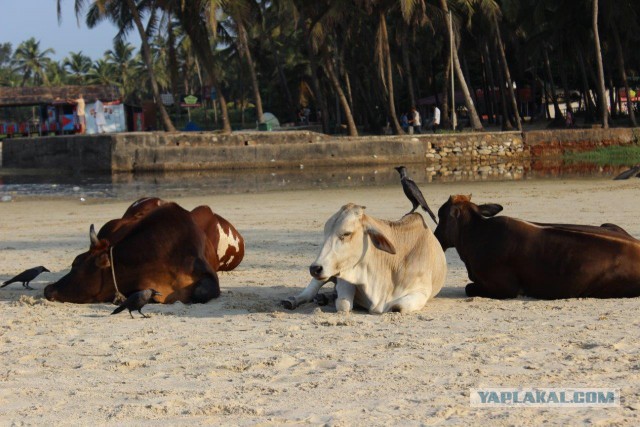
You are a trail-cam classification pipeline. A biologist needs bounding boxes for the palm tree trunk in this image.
[483,43,498,124]
[558,45,573,120]
[440,58,451,128]
[559,58,573,116]
[323,57,357,136]
[306,36,330,134]
[577,49,596,123]
[480,45,496,124]
[176,7,231,133]
[339,59,354,109]
[592,0,608,129]
[379,13,403,135]
[612,25,637,126]
[167,16,181,118]
[401,27,416,109]
[543,47,564,124]
[493,15,521,130]
[439,0,482,130]
[608,73,617,118]
[124,0,175,132]
[237,22,264,123]
[454,46,483,130]
[274,49,296,123]
[492,41,513,130]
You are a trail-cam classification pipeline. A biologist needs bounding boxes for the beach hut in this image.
[0,85,136,137]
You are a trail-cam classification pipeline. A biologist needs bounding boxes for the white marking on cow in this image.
[222,255,235,267]
[217,223,240,260]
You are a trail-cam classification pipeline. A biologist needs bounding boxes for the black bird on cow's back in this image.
[111,289,161,319]
[394,166,438,224]
[1,266,50,290]
[614,165,640,180]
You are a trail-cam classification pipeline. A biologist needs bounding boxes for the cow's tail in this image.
[192,257,220,303]
[111,305,126,315]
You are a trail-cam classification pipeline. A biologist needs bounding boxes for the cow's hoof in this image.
[314,294,328,306]
[281,297,297,310]
[313,293,337,306]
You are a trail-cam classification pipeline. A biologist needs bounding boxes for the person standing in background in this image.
[68,93,86,134]
[94,99,107,133]
[409,106,422,134]
[432,105,441,133]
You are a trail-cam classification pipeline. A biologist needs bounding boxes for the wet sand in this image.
[1,178,640,425]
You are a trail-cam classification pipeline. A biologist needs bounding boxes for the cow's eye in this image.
[339,232,352,240]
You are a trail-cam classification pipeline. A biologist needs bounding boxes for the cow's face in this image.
[309,204,396,281]
[434,195,503,250]
[44,225,112,303]
[434,195,470,250]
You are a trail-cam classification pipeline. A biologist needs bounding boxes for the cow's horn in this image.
[89,224,99,246]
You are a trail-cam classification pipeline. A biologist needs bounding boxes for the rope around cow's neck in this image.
[109,245,127,304]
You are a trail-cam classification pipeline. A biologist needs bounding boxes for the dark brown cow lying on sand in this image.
[44,197,244,304]
[434,195,640,299]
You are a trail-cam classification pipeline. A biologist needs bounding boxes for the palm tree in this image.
[60,0,176,131]
[163,0,233,133]
[438,0,483,131]
[214,0,266,123]
[294,0,359,136]
[12,38,55,86]
[63,51,92,84]
[105,39,137,98]
[46,60,68,86]
[86,58,117,85]
[592,0,608,129]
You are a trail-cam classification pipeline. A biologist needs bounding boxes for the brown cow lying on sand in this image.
[434,194,640,299]
[44,197,244,304]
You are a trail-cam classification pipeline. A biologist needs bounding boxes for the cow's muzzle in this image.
[44,284,57,301]
[309,264,325,280]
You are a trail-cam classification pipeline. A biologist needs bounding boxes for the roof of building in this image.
[0,85,121,107]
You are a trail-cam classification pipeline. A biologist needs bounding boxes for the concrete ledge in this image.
[2,128,637,173]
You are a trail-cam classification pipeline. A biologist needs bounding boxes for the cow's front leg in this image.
[384,291,429,313]
[335,280,356,313]
[282,278,328,310]
[465,282,518,299]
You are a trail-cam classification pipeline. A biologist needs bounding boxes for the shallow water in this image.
[0,161,633,201]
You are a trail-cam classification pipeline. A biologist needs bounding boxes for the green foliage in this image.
[564,145,640,165]
[3,1,640,133]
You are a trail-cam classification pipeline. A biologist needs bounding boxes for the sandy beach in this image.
[1,178,640,425]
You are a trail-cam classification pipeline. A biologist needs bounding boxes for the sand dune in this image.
[1,178,640,425]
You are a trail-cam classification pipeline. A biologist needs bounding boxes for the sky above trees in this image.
[4,0,139,61]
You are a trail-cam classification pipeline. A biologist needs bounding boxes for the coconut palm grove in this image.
[1,0,639,135]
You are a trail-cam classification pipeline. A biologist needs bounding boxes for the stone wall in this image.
[2,127,638,173]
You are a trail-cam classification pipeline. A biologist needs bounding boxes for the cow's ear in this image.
[450,206,461,219]
[478,204,503,217]
[364,221,396,255]
[95,253,111,269]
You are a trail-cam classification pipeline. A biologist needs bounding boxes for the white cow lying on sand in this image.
[282,203,447,313]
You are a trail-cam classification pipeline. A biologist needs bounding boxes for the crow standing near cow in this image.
[1,266,50,290]
[111,289,162,318]
[394,166,438,224]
